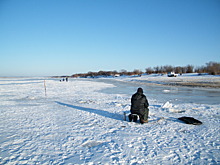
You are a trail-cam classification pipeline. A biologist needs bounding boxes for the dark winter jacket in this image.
[130,91,149,115]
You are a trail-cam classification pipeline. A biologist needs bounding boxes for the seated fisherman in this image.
[130,88,149,124]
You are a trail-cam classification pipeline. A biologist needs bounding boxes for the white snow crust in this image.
[0,76,219,164]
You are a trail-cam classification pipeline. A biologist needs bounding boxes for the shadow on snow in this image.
[55,102,186,124]
[55,101,122,121]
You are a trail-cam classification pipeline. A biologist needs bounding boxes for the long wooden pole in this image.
[44,80,47,97]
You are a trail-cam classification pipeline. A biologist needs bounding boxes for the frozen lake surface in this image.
[1,77,220,105]
[87,78,220,105]
[0,77,219,164]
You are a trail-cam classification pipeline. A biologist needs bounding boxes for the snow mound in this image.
[82,140,105,148]
[162,101,173,108]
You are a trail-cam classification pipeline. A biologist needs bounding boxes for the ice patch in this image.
[169,109,186,113]
[25,96,36,100]
[114,103,122,107]
[82,140,104,148]
[79,100,95,104]
[162,102,185,113]
[162,101,173,109]
[163,90,170,93]
[109,102,123,107]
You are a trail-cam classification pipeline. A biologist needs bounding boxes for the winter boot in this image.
[140,119,148,124]
[128,114,133,122]
[133,115,138,122]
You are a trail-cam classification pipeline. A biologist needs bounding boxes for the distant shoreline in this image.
[143,81,220,88]
[112,74,220,88]
[1,74,220,88]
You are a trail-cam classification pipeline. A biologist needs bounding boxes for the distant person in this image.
[130,88,149,124]
[66,77,68,82]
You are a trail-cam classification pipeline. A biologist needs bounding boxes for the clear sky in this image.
[0,0,220,76]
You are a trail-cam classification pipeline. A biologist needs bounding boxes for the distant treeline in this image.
[68,61,220,78]
[146,61,220,75]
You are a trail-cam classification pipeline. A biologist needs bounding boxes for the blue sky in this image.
[0,0,220,76]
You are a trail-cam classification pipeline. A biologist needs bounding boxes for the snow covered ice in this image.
[0,76,220,164]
